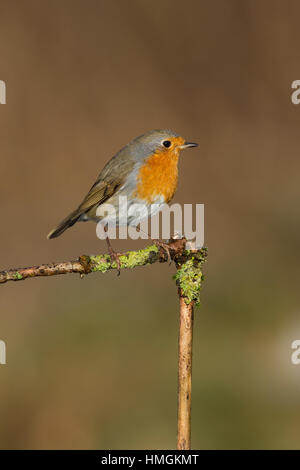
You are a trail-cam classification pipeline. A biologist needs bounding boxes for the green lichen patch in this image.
[119,244,158,269]
[89,245,159,273]
[89,254,112,273]
[174,256,205,306]
[14,272,23,280]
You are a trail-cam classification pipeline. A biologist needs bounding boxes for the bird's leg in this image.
[135,226,172,265]
[104,226,121,275]
[152,239,172,265]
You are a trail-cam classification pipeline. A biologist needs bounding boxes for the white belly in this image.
[97,195,165,227]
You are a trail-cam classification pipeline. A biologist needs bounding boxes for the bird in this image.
[47,129,198,272]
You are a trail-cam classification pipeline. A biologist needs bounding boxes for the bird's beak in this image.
[179,141,198,149]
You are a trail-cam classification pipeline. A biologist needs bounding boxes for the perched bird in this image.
[48,129,198,272]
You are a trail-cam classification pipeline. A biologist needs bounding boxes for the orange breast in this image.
[134,149,179,203]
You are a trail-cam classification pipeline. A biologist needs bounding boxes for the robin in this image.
[47,129,198,272]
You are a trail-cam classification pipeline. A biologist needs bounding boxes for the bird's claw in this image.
[153,240,172,265]
[108,250,121,275]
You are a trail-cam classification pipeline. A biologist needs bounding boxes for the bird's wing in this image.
[47,152,136,239]
[77,155,135,215]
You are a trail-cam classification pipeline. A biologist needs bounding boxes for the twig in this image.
[174,243,206,450]
[0,240,206,285]
[177,293,194,449]
[0,238,207,450]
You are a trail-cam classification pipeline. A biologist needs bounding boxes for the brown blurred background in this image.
[1,0,300,449]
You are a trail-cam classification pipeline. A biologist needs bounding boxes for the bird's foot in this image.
[152,239,172,265]
[107,248,121,275]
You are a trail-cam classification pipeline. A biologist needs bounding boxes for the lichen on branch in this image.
[0,240,207,298]
[174,250,206,306]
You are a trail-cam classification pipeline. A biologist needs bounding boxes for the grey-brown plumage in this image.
[47,150,135,239]
[47,129,181,239]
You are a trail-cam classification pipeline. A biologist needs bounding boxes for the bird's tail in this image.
[47,208,83,239]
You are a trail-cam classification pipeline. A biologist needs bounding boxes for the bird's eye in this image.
[163,140,171,148]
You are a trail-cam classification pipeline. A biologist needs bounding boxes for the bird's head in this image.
[129,129,198,162]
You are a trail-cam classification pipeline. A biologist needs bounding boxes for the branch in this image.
[173,245,206,450]
[177,293,194,449]
[0,237,207,451]
[0,240,207,285]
